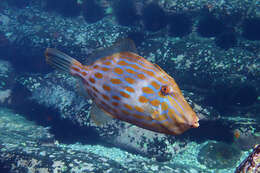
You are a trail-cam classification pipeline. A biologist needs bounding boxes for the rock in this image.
[235,144,260,173]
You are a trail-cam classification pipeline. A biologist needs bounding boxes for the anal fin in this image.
[90,103,114,126]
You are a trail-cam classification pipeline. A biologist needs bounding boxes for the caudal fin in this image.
[45,48,83,74]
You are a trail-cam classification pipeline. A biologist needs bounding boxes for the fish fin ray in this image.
[45,48,83,75]
[86,39,137,65]
[76,82,91,99]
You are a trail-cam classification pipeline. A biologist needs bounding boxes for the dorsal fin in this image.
[86,39,137,65]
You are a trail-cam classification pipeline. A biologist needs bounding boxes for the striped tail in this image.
[45,48,84,75]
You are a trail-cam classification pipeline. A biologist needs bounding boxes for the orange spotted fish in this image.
[45,39,199,135]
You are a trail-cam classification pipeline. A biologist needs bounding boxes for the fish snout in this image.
[190,114,199,128]
[191,120,199,128]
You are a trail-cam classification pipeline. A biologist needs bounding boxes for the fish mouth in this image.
[191,116,199,128]
[191,121,199,128]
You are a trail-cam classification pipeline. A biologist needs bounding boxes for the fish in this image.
[45,39,199,135]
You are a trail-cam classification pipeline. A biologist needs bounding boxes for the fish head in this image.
[149,73,199,135]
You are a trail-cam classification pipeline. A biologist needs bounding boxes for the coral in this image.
[82,0,105,23]
[197,14,226,37]
[142,3,167,32]
[198,141,241,169]
[45,0,80,17]
[242,18,260,41]
[113,0,139,26]
[168,13,192,37]
[215,31,237,50]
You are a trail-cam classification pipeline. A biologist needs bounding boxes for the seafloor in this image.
[0,0,260,172]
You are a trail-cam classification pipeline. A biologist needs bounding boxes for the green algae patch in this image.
[198,141,241,169]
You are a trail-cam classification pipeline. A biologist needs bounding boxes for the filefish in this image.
[45,39,199,135]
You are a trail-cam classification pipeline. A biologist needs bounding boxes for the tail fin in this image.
[45,48,82,74]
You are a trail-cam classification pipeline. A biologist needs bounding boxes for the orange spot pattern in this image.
[161,102,169,111]
[72,67,80,72]
[125,68,136,74]
[93,65,99,69]
[122,110,130,116]
[112,95,121,100]
[102,94,110,101]
[135,106,144,113]
[143,69,155,77]
[95,72,103,79]
[125,86,135,93]
[111,78,122,84]
[120,91,130,98]
[156,114,168,121]
[81,71,87,76]
[112,102,119,106]
[142,87,154,94]
[124,104,132,110]
[139,96,148,103]
[125,77,135,84]
[101,67,110,71]
[151,81,160,90]
[137,74,146,80]
[103,61,111,65]
[114,67,124,75]
[89,77,95,83]
[150,99,160,107]
[117,60,128,66]
[102,84,111,91]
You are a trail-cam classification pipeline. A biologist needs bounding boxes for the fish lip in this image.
[191,121,199,128]
[192,116,200,128]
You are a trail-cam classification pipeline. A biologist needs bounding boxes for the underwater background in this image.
[0,0,260,172]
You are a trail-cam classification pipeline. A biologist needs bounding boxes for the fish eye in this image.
[160,85,170,95]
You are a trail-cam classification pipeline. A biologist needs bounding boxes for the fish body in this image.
[45,40,199,135]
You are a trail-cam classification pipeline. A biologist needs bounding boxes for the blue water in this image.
[0,0,259,172]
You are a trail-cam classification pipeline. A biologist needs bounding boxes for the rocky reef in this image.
[0,0,259,172]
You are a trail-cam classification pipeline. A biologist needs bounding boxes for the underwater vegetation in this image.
[242,18,260,41]
[198,141,241,169]
[82,0,105,23]
[168,14,192,37]
[197,14,226,37]
[45,0,80,17]
[113,0,139,26]
[215,31,237,50]
[142,3,167,32]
